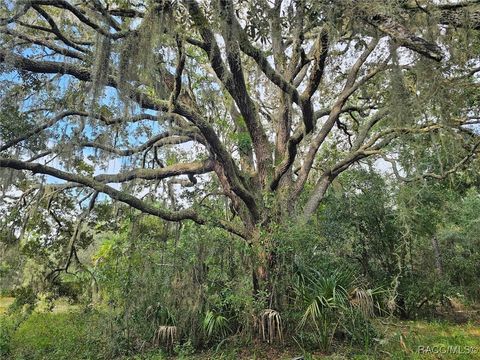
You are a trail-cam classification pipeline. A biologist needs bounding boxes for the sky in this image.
[1,0,479,208]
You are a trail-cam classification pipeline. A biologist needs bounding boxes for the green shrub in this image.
[9,286,36,313]
[10,311,104,360]
[0,315,14,356]
[0,311,31,358]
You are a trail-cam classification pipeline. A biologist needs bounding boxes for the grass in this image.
[51,297,80,313]
[0,297,14,314]
[369,320,480,360]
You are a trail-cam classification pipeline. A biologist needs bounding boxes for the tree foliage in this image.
[0,0,480,356]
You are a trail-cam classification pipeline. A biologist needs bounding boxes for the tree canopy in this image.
[1,0,480,294]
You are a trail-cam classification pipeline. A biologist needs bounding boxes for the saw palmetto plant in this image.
[202,310,231,342]
[258,308,283,344]
[295,266,375,351]
[153,325,177,351]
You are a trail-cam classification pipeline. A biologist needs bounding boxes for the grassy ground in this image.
[1,297,478,359]
[51,297,80,313]
[0,297,14,314]
[366,319,480,360]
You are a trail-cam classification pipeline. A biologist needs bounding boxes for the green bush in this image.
[9,311,105,360]
[0,315,15,356]
[0,311,33,358]
[9,286,36,313]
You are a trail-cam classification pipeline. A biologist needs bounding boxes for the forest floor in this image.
[183,320,480,360]
[1,297,479,359]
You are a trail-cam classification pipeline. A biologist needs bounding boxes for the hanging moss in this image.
[117,4,174,108]
[117,32,140,112]
[387,46,416,126]
[90,33,111,112]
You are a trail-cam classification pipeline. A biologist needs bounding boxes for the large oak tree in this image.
[1,0,479,294]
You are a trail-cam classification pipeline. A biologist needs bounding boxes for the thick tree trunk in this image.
[250,229,278,307]
[252,245,269,297]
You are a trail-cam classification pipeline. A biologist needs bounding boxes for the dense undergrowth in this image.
[1,171,480,359]
[1,303,478,359]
